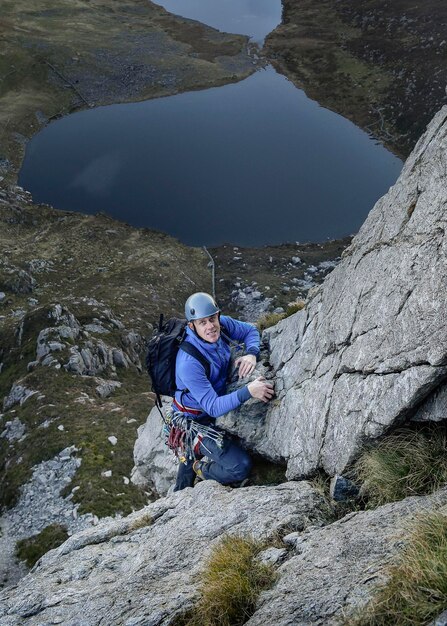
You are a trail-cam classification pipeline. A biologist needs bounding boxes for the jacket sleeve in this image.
[177,354,248,418]
[220,315,260,357]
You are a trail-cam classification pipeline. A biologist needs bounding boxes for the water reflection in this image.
[154,0,282,42]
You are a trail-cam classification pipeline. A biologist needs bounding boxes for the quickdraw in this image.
[163,408,224,464]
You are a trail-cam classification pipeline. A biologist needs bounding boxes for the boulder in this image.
[3,384,37,411]
[0,481,327,625]
[255,107,447,479]
[95,379,122,398]
[0,417,26,442]
[131,398,178,495]
[247,487,447,625]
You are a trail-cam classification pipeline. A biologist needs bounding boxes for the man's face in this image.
[190,313,221,343]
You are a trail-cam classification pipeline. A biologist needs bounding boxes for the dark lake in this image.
[18,1,403,247]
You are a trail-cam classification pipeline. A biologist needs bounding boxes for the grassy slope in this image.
[265,0,447,157]
[0,0,257,184]
[0,189,211,517]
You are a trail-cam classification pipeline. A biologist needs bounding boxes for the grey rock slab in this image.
[259,106,447,478]
[3,384,37,411]
[83,323,110,334]
[0,417,26,442]
[247,487,447,626]
[132,397,178,495]
[0,481,327,625]
[96,378,122,398]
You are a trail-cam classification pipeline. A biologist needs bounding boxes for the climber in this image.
[173,291,274,491]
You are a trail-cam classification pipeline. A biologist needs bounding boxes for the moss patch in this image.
[354,424,447,508]
[15,523,69,567]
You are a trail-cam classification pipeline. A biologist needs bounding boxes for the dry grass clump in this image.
[348,512,447,625]
[257,300,305,332]
[128,513,152,531]
[181,535,276,626]
[355,426,447,508]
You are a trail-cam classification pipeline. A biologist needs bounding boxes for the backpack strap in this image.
[177,342,211,410]
[219,322,243,352]
[178,342,211,378]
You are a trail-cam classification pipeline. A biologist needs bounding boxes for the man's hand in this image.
[235,354,257,379]
[247,376,275,403]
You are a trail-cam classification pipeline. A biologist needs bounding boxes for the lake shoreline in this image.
[1,0,261,187]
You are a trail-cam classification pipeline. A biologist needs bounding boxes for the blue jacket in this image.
[174,315,260,418]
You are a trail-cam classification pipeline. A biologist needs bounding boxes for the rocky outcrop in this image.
[247,487,447,625]
[2,480,447,624]
[0,481,327,624]
[25,303,144,375]
[2,385,37,412]
[259,106,447,479]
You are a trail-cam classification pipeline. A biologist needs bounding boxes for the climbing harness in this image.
[163,408,224,464]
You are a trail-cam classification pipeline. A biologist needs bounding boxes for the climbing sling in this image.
[163,408,224,464]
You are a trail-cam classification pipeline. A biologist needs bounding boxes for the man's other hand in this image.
[247,376,275,403]
[235,354,257,379]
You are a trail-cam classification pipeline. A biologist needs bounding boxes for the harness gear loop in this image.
[163,408,224,463]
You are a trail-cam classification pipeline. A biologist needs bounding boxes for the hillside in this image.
[0,182,345,586]
[2,0,446,595]
[265,0,447,157]
[0,0,258,185]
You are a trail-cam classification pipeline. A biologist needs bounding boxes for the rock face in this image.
[265,106,447,478]
[131,398,178,495]
[0,481,327,625]
[256,106,447,478]
[2,480,447,625]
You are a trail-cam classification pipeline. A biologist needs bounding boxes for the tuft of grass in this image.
[354,426,447,508]
[348,512,447,626]
[257,301,305,332]
[180,535,276,626]
[128,513,152,531]
[15,523,69,568]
